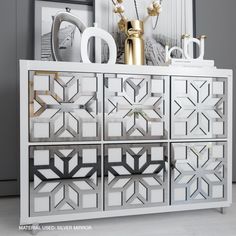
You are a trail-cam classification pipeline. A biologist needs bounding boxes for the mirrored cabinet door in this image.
[171,142,227,205]
[29,71,102,142]
[171,77,227,139]
[29,145,101,216]
[104,74,169,141]
[104,143,168,210]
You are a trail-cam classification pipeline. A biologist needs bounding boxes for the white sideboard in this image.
[20,60,233,225]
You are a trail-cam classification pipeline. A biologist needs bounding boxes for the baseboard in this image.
[0,180,19,196]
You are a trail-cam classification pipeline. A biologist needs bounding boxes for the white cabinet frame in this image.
[20,60,233,225]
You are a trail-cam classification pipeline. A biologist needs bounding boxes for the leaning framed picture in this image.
[34,0,95,62]
[98,0,195,65]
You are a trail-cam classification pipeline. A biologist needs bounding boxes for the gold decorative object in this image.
[111,0,162,65]
[113,5,124,14]
[147,2,162,16]
[197,35,207,40]
[125,20,144,65]
[118,18,127,32]
[181,34,191,39]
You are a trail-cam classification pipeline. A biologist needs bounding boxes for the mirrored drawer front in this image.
[104,143,168,211]
[29,145,101,217]
[171,77,227,139]
[104,74,168,141]
[29,71,102,142]
[171,142,227,205]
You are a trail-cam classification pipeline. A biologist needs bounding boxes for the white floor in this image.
[0,185,236,236]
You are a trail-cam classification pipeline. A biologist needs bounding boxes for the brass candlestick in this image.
[125,20,144,65]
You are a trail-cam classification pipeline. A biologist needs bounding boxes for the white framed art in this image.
[97,0,195,65]
[34,0,95,62]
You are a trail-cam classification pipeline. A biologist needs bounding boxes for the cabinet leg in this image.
[31,223,40,235]
[220,207,226,215]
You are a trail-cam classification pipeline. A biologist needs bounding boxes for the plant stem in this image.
[143,15,150,23]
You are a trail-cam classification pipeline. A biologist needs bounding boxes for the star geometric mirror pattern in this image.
[171,77,227,139]
[104,143,168,210]
[29,145,101,216]
[171,142,227,204]
[104,74,168,140]
[29,71,101,142]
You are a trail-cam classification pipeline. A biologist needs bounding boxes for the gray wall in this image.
[195,0,236,181]
[0,0,34,196]
[0,0,18,196]
[0,0,235,196]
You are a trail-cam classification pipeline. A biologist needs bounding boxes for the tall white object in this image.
[183,35,206,60]
[81,24,117,64]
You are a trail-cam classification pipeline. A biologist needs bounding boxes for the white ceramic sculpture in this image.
[164,34,214,67]
[81,24,117,64]
[165,34,207,62]
[51,8,86,62]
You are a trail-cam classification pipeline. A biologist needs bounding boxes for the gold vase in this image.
[124,20,144,65]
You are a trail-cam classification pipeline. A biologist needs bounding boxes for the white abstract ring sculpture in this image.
[81,24,117,64]
[183,36,206,60]
[165,46,184,62]
[165,35,207,62]
[183,37,199,59]
[51,8,86,61]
